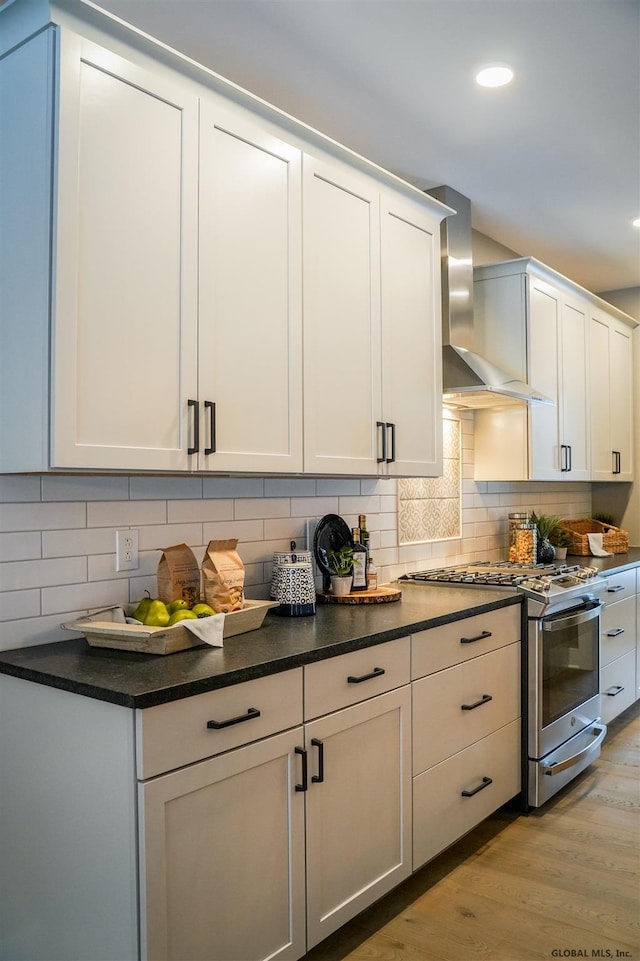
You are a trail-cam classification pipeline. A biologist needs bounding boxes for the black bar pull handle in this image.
[560,444,568,472]
[604,685,624,697]
[461,776,493,798]
[607,585,625,593]
[376,421,386,463]
[206,707,260,730]
[187,398,199,455]
[567,445,572,472]
[204,400,216,455]
[606,628,624,637]
[311,738,324,783]
[386,422,396,463]
[295,746,308,792]
[461,693,493,711]
[460,630,492,645]
[347,666,385,684]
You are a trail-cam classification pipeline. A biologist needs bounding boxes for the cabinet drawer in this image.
[413,719,520,871]
[136,668,303,779]
[602,569,637,605]
[411,605,521,680]
[304,637,410,721]
[601,650,636,724]
[601,595,636,666]
[413,642,521,774]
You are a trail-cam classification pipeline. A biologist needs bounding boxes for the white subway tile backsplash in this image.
[42,527,114,558]
[202,519,264,544]
[168,499,232,524]
[0,557,87,592]
[130,476,203,500]
[42,475,129,501]
[264,478,317,497]
[0,532,42,561]
[0,475,42,502]
[235,498,290,520]
[0,501,86,532]
[41,579,129,617]
[87,500,165,528]
[137,523,203,551]
[0,588,40,622]
[0,409,595,649]
[202,477,264,498]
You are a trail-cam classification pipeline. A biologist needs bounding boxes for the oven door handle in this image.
[541,724,607,776]
[542,603,602,632]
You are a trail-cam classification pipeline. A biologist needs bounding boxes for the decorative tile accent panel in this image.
[398,417,461,543]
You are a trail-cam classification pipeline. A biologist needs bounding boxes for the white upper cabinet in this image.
[380,195,443,477]
[303,158,443,476]
[472,259,636,483]
[302,158,382,475]
[0,3,446,476]
[590,310,635,482]
[52,33,199,471]
[527,278,590,481]
[198,103,303,473]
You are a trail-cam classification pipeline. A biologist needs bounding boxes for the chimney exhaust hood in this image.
[426,185,554,409]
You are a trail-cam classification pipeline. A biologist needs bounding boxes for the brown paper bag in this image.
[157,544,200,606]
[202,539,245,613]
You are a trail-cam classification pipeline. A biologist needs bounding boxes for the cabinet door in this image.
[528,279,561,479]
[304,686,411,948]
[303,156,382,474]
[380,194,442,476]
[609,318,634,481]
[590,311,635,481]
[52,33,199,470]
[558,297,590,479]
[198,103,303,472]
[139,727,305,961]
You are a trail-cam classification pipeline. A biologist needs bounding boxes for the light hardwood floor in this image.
[304,701,640,961]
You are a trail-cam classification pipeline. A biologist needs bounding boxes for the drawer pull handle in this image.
[295,746,308,792]
[461,694,493,711]
[376,421,386,463]
[347,667,385,684]
[607,585,624,593]
[604,685,624,697]
[461,776,493,798]
[606,628,624,637]
[311,738,324,784]
[460,630,492,645]
[206,707,260,730]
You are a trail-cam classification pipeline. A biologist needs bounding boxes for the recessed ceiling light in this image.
[476,63,514,88]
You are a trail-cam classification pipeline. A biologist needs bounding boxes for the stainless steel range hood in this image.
[427,185,553,409]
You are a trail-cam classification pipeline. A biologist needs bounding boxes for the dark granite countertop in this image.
[1,552,636,710]
[0,584,523,709]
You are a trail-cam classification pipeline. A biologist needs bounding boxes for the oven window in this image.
[542,611,599,728]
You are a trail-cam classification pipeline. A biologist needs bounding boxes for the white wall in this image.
[0,412,593,651]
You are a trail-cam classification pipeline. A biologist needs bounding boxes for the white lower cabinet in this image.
[140,727,306,961]
[600,569,638,723]
[411,605,522,871]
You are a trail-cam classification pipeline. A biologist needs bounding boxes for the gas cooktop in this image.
[400,561,606,613]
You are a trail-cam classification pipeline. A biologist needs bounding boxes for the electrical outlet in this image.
[116,529,139,572]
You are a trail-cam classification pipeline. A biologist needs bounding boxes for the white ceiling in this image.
[95,0,640,294]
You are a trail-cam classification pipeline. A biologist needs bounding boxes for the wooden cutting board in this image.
[316,586,401,604]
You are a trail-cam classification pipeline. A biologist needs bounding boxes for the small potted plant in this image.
[530,512,560,563]
[327,546,357,596]
[549,525,572,561]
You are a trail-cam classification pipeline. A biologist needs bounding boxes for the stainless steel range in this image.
[401,561,608,807]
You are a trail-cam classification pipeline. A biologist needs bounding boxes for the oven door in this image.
[528,600,602,761]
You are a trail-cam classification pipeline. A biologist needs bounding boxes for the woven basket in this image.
[559,518,629,555]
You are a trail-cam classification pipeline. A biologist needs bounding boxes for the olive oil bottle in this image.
[351,528,368,591]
